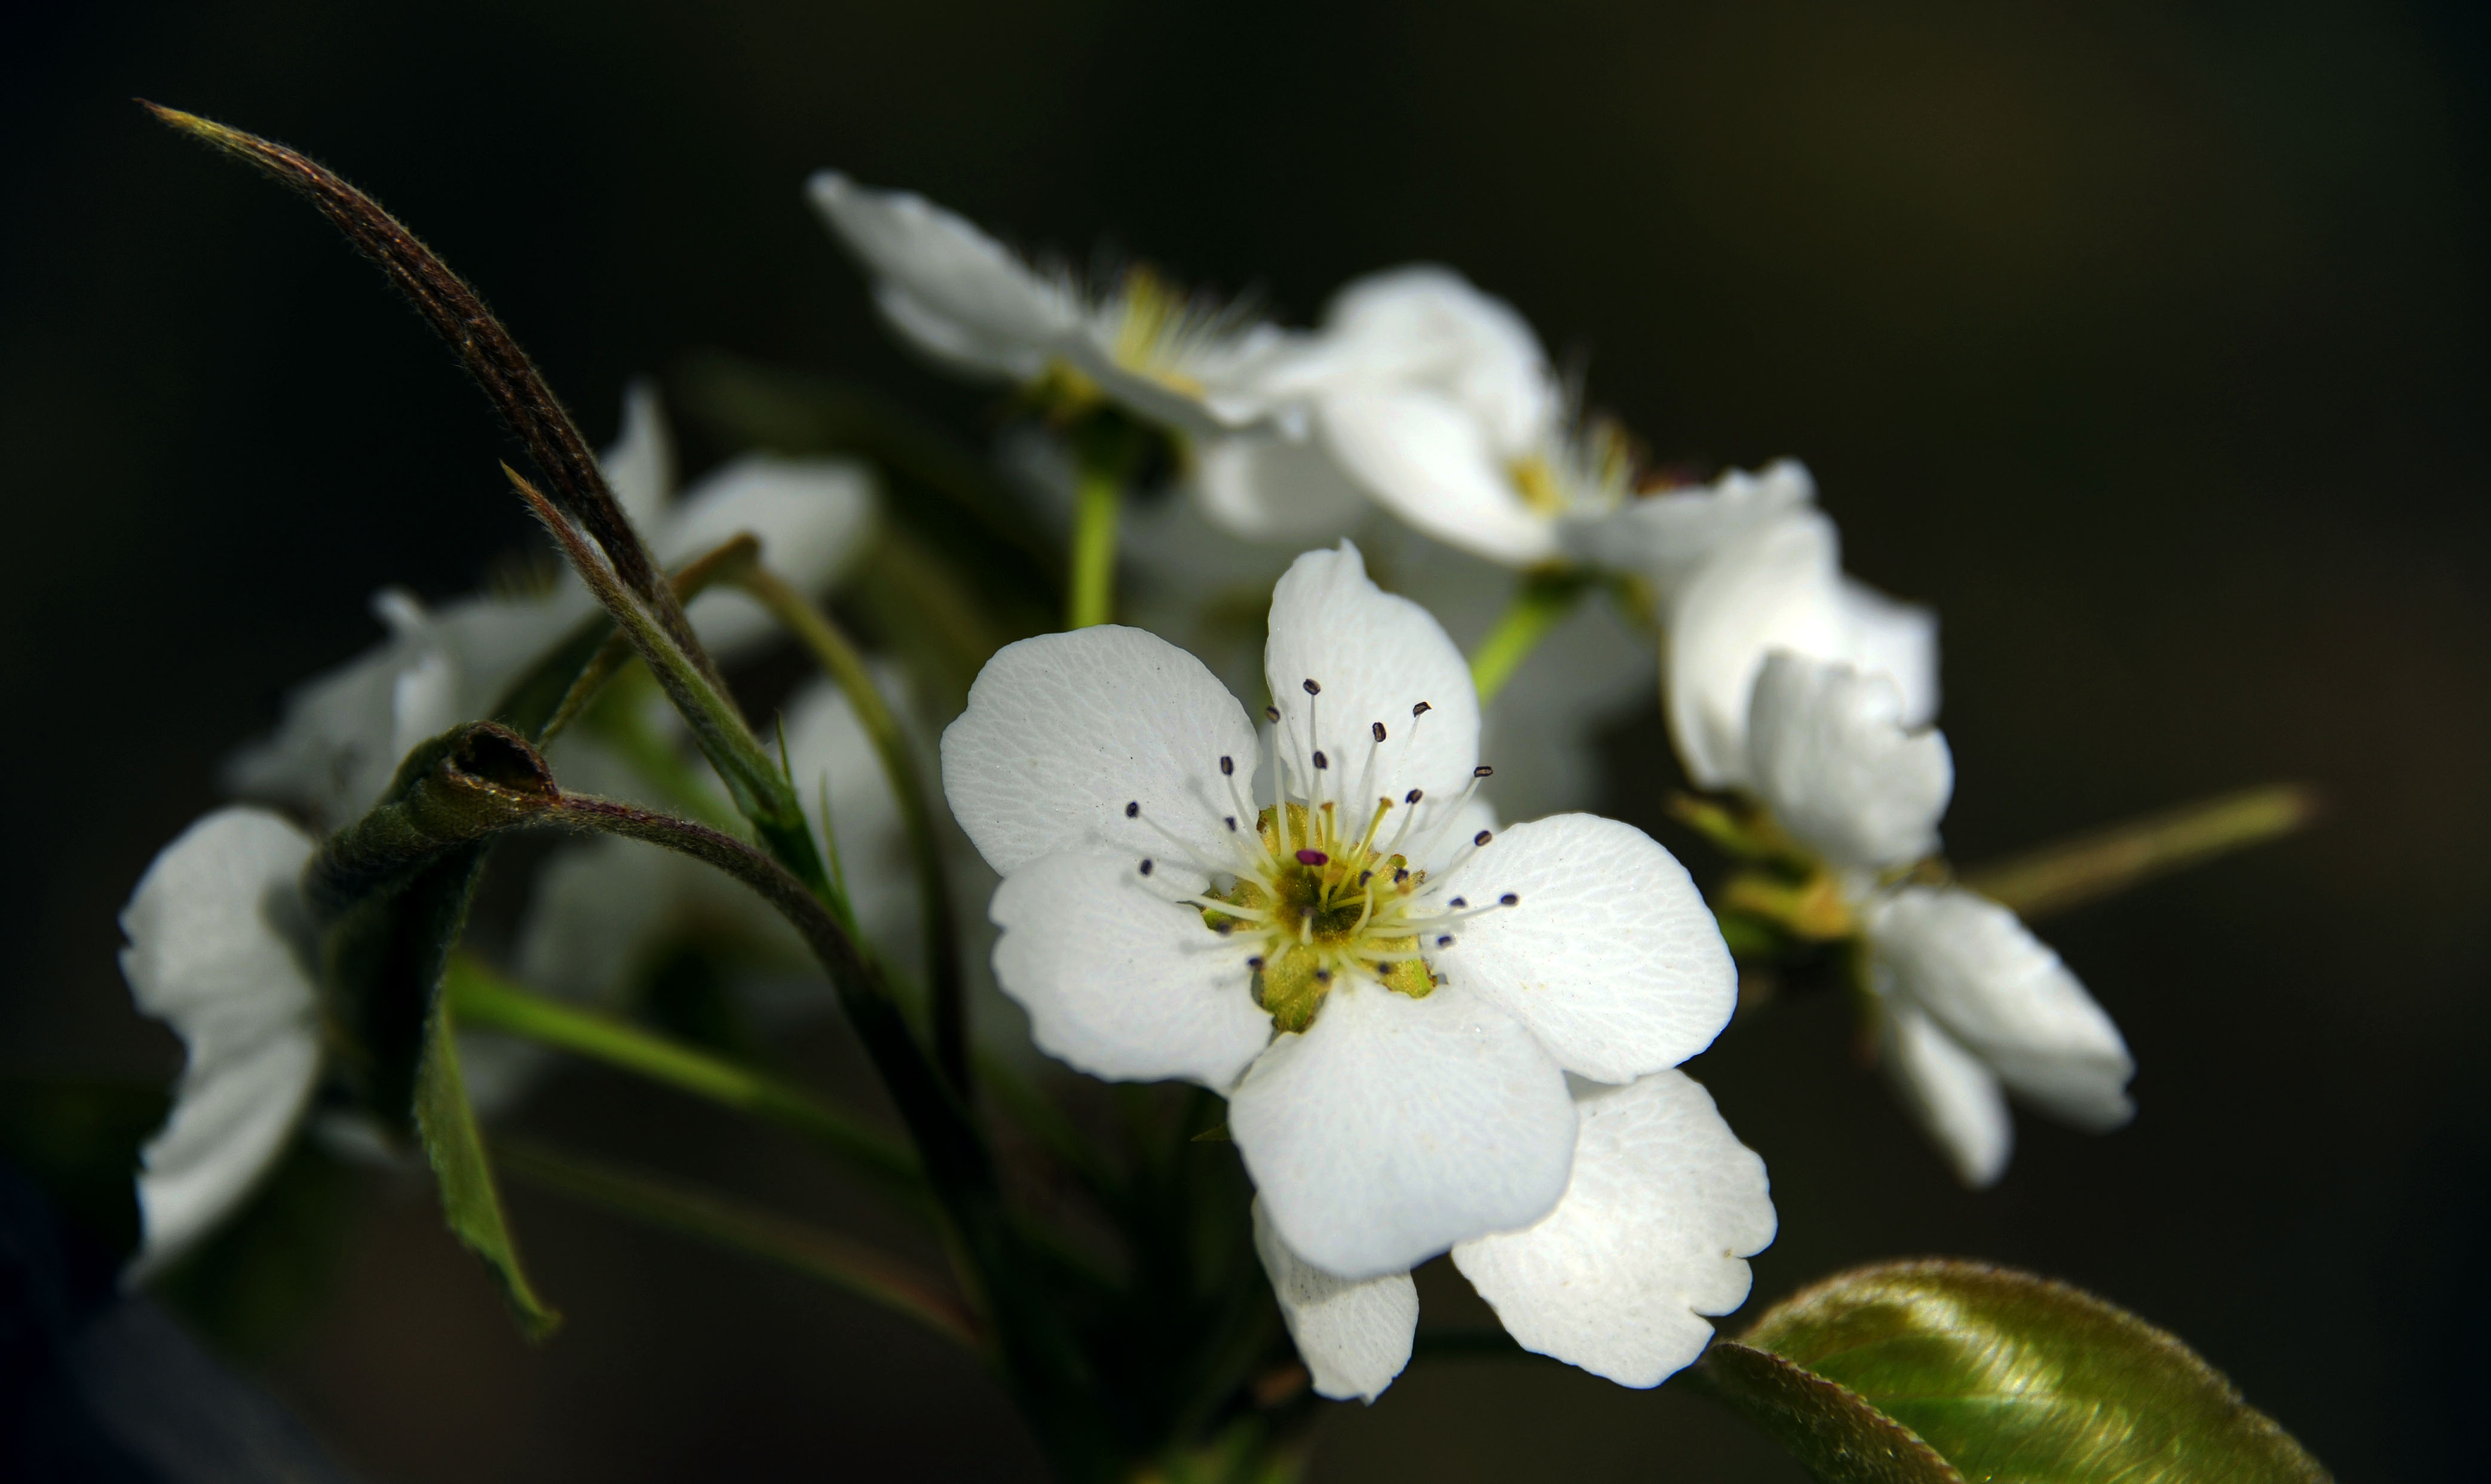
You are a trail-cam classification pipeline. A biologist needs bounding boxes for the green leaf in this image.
[414,1001,560,1340]
[1691,1341,1963,1484]
[1731,1260,2331,1483]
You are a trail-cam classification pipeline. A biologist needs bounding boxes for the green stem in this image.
[492,1136,983,1351]
[1067,436,1127,630]
[1954,783,2318,922]
[733,565,970,1093]
[1467,569,1592,706]
[443,954,920,1198]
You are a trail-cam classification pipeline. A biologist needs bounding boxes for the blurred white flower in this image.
[807,173,1306,439]
[473,673,924,1113]
[1614,461,1937,790]
[943,542,1734,1280]
[1259,1067,1775,1400]
[117,807,323,1284]
[1742,651,2134,1186]
[226,387,874,830]
[1200,267,1626,568]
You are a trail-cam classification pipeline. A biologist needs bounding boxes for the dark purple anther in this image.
[1295,848,1329,866]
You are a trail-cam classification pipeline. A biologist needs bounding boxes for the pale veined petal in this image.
[1562,459,1816,602]
[660,455,877,657]
[1315,389,1561,565]
[1869,887,2135,1133]
[1663,509,1847,789]
[805,171,1079,379]
[1745,652,1953,871]
[1252,1200,1417,1403]
[1833,577,1940,728]
[1191,432,1371,544]
[1230,976,1578,1280]
[1314,265,1557,455]
[1453,1070,1776,1387]
[1430,814,1735,1084]
[1263,542,1484,830]
[1877,998,2014,1187]
[600,380,676,533]
[942,625,1261,879]
[118,808,323,1284]
[988,851,1270,1090]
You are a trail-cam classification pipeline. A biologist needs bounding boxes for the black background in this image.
[5,1,2487,1478]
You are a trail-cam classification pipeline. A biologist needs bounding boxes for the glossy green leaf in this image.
[1693,1341,1963,1484]
[1736,1260,2331,1484]
[413,1003,560,1340]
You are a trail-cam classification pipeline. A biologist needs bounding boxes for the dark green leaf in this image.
[1736,1259,2331,1484]
[1690,1341,1963,1484]
[414,1003,560,1340]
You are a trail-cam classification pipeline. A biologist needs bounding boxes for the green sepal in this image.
[1712,1259,2332,1483]
[415,998,560,1340]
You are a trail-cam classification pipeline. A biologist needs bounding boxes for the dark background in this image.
[6,1,2487,1479]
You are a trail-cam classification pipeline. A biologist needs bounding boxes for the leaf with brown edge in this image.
[1735,1260,2332,1484]
[1690,1340,1964,1484]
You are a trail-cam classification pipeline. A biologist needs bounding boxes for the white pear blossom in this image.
[227,387,874,830]
[1200,267,1630,568]
[1600,461,1937,790]
[117,807,324,1284]
[1742,651,2134,1185]
[1258,1066,1775,1401]
[943,541,1735,1281]
[807,173,1306,439]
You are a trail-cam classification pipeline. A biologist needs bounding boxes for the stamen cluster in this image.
[1125,677,1515,1034]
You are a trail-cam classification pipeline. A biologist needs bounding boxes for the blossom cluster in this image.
[113,163,2137,1415]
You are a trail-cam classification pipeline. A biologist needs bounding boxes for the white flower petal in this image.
[1663,510,1847,789]
[988,851,1270,1089]
[1879,1001,2014,1187]
[1567,459,1816,600]
[1432,814,1734,1084]
[1316,390,1559,565]
[1230,977,1577,1280]
[1191,433,1370,544]
[660,455,877,657]
[1263,542,1484,823]
[602,381,676,532]
[1252,1200,1417,1403]
[1834,578,1941,728]
[1313,266,1556,453]
[118,809,323,1284]
[805,171,1077,381]
[942,625,1261,878]
[1453,1070,1775,1387]
[1746,653,1953,871]
[1870,887,2135,1133]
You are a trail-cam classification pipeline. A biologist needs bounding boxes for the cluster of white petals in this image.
[942,542,1772,1397]
[1735,653,2134,1185]
[117,807,324,1283]
[226,387,875,830]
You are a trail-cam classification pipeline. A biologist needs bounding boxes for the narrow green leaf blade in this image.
[413,1004,560,1340]
[1691,1341,1964,1484]
[1740,1260,2331,1484]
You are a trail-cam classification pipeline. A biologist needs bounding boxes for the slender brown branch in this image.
[139,102,724,697]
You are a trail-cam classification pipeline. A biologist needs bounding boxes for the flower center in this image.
[1120,679,1518,1035]
[1505,415,1641,520]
